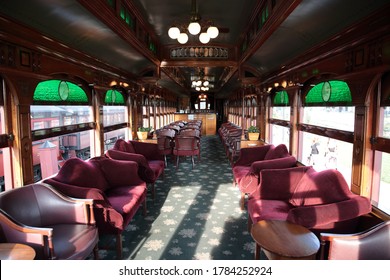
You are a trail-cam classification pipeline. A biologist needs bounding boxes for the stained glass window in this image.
[305,80,352,105]
[33,80,88,104]
[273,90,289,106]
[104,89,125,105]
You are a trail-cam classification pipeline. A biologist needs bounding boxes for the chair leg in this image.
[191,155,195,169]
[93,244,99,260]
[143,199,147,216]
[164,155,167,167]
[116,234,123,260]
[150,183,156,201]
[176,155,179,169]
[240,192,246,210]
[254,244,261,260]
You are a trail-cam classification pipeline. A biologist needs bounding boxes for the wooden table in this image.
[0,243,36,260]
[251,220,320,260]
[136,138,157,144]
[240,140,264,148]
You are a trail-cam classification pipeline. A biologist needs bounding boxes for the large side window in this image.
[103,89,127,151]
[298,80,354,185]
[372,74,390,214]
[31,79,93,181]
[269,90,290,147]
[0,78,11,192]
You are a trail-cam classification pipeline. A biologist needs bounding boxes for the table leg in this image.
[254,243,261,260]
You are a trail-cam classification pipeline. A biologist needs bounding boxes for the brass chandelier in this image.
[168,0,219,44]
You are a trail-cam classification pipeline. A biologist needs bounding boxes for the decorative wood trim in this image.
[31,122,95,142]
[297,123,354,143]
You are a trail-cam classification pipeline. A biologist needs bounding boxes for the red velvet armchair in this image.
[0,183,99,260]
[156,128,176,167]
[43,157,147,259]
[247,166,372,235]
[232,144,297,209]
[106,139,165,199]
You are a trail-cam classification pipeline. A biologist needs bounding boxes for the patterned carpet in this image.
[97,135,256,260]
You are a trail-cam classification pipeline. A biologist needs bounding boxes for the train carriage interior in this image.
[1,0,390,263]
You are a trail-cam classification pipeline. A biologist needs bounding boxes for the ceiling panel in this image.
[1,0,389,98]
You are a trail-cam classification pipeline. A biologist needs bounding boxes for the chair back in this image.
[174,135,198,153]
[157,128,176,138]
[180,129,200,137]
[0,183,83,227]
[321,221,390,260]
[157,135,174,151]
[166,125,180,133]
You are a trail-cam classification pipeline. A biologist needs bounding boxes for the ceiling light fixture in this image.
[191,69,214,92]
[168,0,219,45]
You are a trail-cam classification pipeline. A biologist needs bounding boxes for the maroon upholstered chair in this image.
[232,144,297,209]
[180,128,201,137]
[173,135,200,169]
[106,139,165,198]
[156,128,176,167]
[247,166,372,234]
[43,157,147,259]
[320,220,390,259]
[0,183,99,260]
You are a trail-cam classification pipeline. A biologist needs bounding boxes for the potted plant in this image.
[247,125,260,140]
[137,126,152,140]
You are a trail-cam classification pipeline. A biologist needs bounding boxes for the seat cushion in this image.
[106,185,147,227]
[114,139,135,153]
[232,165,251,183]
[264,144,289,160]
[53,158,109,192]
[50,224,98,260]
[148,160,165,179]
[290,169,351,206]
[106,150,156,183]
[97,157,145,187]
[247,199,292,224]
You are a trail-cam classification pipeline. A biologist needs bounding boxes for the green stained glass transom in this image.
[273,90,289,106]
[105,89,125,105]
[33,80,88,103]
[305,80,352,105]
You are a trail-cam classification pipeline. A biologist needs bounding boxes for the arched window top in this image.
[104,89,125,105]
[380,72,390,106]
[252,97,257,106]
[305,80,352,106]
[273,90,289,106]
[33,80,88,104]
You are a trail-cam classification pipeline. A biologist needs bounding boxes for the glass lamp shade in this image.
[199,32,210,44]
[188,21,201,35]
[168,26,180,39]
[207,26,219,39]
[177,33,189,44]
[203,80,209,86]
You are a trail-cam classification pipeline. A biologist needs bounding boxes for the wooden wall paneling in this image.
[352,106,366,194]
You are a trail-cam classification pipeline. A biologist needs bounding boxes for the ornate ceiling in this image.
[1,0,389,98]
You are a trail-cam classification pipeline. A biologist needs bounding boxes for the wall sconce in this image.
[198,93,207,101]
[109,81,130,88]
